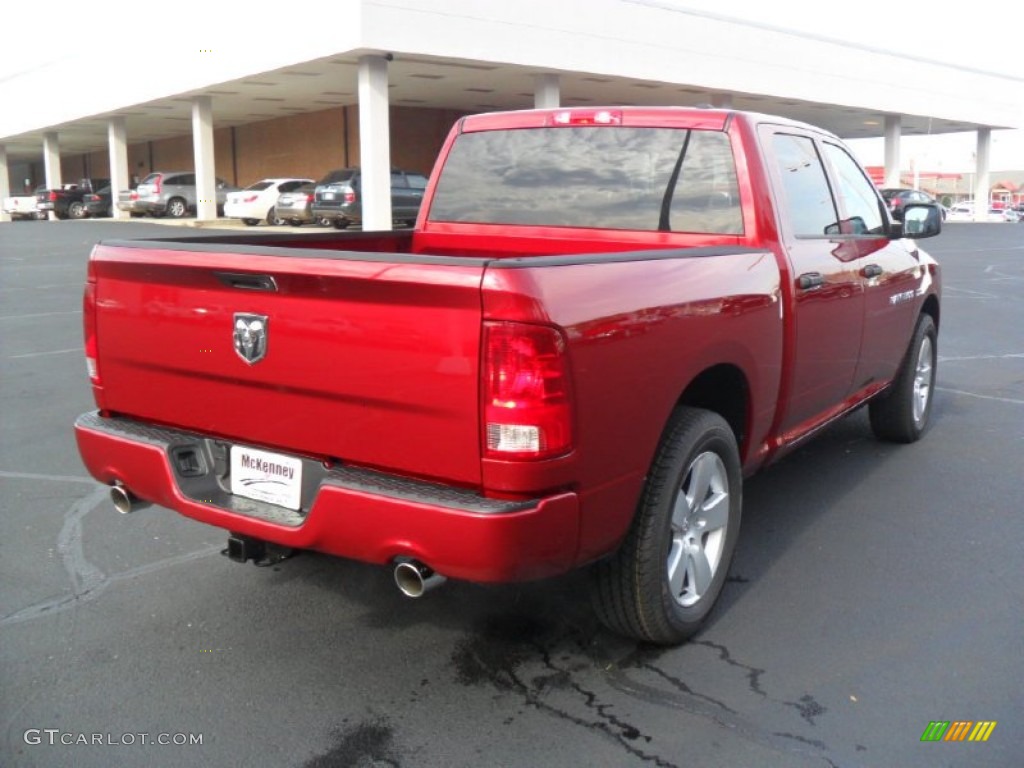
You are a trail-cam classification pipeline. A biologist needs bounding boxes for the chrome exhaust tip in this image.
[394,560,447,598]
[110,484,149,515]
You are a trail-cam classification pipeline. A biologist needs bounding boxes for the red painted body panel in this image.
[74,108,941,584]
[90,242,487,486]
[74,425,579,582]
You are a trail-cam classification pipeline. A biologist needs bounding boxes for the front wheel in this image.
[869,314,937,443]
[266,207,284,226]
[68,201,86,219]
[591,407,742,645]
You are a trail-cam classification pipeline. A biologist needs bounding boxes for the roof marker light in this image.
[548,109,623,126]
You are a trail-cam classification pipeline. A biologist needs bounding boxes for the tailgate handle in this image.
[214,272,278,292]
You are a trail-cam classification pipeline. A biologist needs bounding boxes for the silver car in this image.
[273,182,322,226]
[133,171,238,218]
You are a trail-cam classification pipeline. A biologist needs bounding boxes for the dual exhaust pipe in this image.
[111,483,446,597]
[110,484,150,515]
[393,559,447,598]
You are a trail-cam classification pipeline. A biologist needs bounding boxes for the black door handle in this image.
[797,272,825,290]
[862,264,883,278]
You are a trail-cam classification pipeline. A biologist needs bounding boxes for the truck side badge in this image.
[233,313,269,364]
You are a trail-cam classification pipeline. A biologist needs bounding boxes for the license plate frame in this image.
[229,445,303,511]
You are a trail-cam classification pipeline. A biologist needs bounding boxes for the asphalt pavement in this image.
[1,218,1021,767]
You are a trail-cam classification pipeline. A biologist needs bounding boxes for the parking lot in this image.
[1,219,1021,767]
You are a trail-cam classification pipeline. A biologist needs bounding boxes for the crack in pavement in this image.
[0,476,221,628]
[603,641,838,767]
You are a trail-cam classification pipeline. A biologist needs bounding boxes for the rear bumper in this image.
[74,412,580,582]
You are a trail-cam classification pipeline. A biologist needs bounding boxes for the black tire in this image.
[266,207,284,226]
[869,313,937,443]
[332,219,351,230]
[67,201,86,220]
[166,197,188,219]
[591,407,742,645]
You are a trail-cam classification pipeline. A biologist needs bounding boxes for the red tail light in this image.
[130,191,138,201]
[153,176,162,194]
[83,259,100,386]
[482,322,573,460]
[49,191,58,201]
[305,194,314,202]
[243,194,258,203]
[343,187,356,204]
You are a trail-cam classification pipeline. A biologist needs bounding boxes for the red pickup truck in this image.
[74,108,942,644]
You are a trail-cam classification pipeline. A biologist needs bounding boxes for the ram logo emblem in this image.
[233,313,268,364]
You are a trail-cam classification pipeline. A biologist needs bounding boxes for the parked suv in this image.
[311,168,428,229]
[134,172,237,218]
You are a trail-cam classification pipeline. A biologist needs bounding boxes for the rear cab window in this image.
[428,125,742,234]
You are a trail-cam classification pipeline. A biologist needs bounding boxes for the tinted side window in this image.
[668,131,743,234]
[822,143,885,235]
[172,174,195,186]
[771,134,838,237]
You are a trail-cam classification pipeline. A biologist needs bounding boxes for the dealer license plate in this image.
[230,446,303,510]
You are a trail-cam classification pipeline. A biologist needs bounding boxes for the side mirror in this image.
[898,203,941,239]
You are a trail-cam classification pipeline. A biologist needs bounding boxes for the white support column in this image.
[358,55,392,231]
[192,96,217,220]
[974,128,991,222]
[534,74,560,109]
[883,116,901,189]
[108,117,130,220]
[43,132,62,221]
[0,146,10,223]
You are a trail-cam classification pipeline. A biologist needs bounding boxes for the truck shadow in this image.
[265,403,931,657]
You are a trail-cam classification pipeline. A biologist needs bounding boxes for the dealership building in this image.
[1,0,1021,225]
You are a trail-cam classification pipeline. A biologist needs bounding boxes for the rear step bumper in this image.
[74,411,580,582]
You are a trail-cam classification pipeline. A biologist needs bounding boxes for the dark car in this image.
[82,186,113,218]
[880,188,946,221]
[36,178,110,219]
[311,168,428,229]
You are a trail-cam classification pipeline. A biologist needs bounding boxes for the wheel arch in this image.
[921,293,940,331]
[674,363,750,458]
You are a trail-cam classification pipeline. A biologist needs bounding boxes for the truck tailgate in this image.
[90,243,486,486]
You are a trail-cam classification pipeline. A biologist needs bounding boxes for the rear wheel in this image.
[869,314,937,443]
[591,407,742,645]
[68,201,86,219]
[266,207,284,226]
[332,219,351,230]
[166,197,188,219]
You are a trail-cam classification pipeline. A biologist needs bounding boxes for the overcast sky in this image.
[3,1,1022,171]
